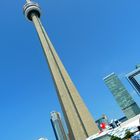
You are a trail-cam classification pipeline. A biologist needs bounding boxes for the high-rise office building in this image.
[51,111,67,140]
[23,1,99,139]
[104,73,140,119]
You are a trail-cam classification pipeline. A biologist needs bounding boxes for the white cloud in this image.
[38,138,48,140]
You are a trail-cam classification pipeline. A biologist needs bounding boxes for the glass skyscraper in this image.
[104,73,140,119]
[50,111,68,140]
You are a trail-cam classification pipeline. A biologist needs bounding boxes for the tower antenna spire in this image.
[23,0,99,139]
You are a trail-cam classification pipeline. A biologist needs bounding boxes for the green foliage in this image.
[111,135,122,140]
[110,130,134,140]
[123,131,134,139]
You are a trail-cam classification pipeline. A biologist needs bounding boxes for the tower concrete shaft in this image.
[23,1,99,140]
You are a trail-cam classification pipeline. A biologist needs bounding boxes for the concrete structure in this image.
[23,1,99,140]
[50,111,67,140]
[104,73,140,119]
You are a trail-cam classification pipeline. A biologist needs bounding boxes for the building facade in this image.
[104,73,140,119]
[96,115,109,131]
[51,111,68,140]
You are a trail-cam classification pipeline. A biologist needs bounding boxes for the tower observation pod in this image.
[24,0,41,21]
[23,1,99,140]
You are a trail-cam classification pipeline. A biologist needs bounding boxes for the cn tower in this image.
[23,0,99,139]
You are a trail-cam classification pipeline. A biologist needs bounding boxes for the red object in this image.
[100,123,106,129]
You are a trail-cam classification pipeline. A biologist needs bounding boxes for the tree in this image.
[123,131,134,139]
[111,135,122,140]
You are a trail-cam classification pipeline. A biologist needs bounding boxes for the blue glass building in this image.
[50,111,68,140]
[104,73,140,119]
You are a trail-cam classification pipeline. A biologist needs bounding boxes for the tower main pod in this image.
[23,1,99,139]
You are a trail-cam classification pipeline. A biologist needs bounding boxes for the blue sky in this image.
[0,0,140,140]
